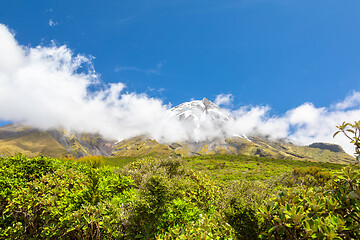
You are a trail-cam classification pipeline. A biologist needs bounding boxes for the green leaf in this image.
[333,131,340,138]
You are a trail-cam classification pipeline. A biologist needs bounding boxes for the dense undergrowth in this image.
[0,152,359,239]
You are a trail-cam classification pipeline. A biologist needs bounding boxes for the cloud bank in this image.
[225,100,360,155]
[0,24,359,155]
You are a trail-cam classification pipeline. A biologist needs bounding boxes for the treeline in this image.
[0,154,359,239]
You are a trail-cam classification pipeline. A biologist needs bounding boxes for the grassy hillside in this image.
[112,136,356,164]
[112,137,175,157]
[69,153,349,183]
[0,131,72,158]
[0,125,115,158]
[0,124,355,164]
[184,154,346,182]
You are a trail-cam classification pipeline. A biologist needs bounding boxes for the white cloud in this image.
[214,93,233,106]
[0,23,359,155]
[0,25,24,72]
[255,103,360,155]
[0,24,185,143]
[333,91,360,110]
[49,19,58,27]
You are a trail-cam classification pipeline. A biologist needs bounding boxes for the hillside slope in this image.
[0,98,355,163]
[111,136,354,164]
[0,124,114,158]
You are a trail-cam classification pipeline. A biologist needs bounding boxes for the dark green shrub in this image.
[121,156,235,239]
[223,180,273,239]
[0,156,134,239]
[224,198,259,239]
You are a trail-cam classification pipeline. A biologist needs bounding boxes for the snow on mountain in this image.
[170,97,233,123]
[169,98,236,142]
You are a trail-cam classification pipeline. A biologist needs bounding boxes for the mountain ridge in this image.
[0,98,355,164]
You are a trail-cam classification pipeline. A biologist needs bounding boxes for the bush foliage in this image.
[259,121,360,239]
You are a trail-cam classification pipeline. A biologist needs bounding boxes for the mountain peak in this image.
[202,97,219,110]
[202,97,210,102]
[170,97,232,131]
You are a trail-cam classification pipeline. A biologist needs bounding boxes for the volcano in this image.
[0,98,355,164]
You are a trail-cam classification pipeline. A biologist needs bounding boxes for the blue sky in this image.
[1,0,360,112]
[1,0,360,153]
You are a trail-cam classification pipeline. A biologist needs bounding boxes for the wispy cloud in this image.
[49,19,59,27]
[214,93,234,106]
[332,91,360,110]
[147,87,166,93]
[115,16,135,25]
[114,61,167,75]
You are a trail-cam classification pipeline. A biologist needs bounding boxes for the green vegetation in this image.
[259,121,360,239]
[0,154,238,239]
[1,121,360,239]
[260,166,360,239]
[334,121,360,159]
[0,124,356,163]
[0,153,357,239]
[184,154,344,182]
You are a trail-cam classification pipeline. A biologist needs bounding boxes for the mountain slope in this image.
[0,98,355,164]
[110,98,355,164]
[112,136,174,157]
[0,124,114,158]
[0,125,71,157]
[111,135,354,164]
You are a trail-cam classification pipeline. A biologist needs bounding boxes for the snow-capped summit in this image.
[169,98,233,142]
[170,97,233,122]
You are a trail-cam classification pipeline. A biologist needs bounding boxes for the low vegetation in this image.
[0,121,359,239]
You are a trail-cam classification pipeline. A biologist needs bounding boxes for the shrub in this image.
[223,180,273,239]
[259,166,360,239]
[281,166,332,188]
[121,156,235,239]
[259,121,360,239]
[156,213,236,240]
[0,156,134,239]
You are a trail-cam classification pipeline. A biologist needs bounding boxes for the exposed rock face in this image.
[308,142,345,153]
[45,129,115,157]
[202,97,219,111]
